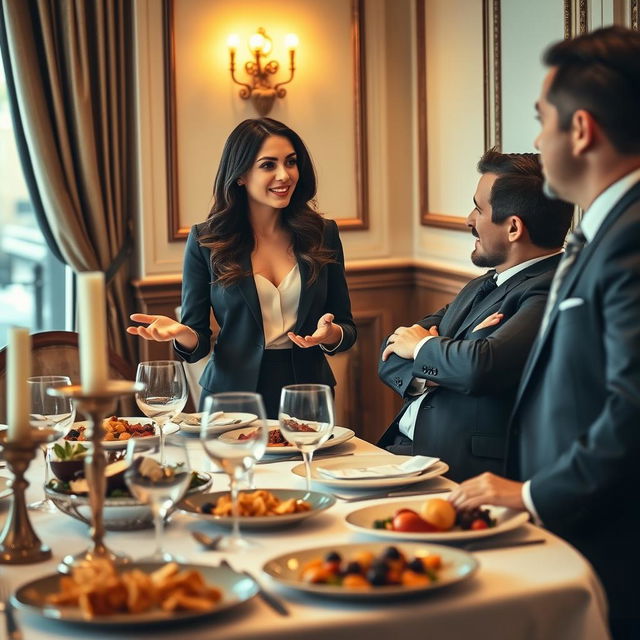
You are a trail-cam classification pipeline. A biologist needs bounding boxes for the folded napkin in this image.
[317,455,439,480]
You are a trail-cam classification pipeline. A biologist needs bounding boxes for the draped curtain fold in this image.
[0,0,138,368]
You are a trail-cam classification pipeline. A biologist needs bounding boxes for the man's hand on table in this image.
[449,472,526,511]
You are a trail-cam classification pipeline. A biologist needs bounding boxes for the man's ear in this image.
[507,216,525,243]
[571,109,597,156]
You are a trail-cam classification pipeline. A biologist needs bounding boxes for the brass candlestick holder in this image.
[0,429,57,563]
[50,380,144,573]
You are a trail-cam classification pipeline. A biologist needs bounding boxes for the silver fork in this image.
[0,581,22,640]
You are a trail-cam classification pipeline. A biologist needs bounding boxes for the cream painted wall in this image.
[134,0,626,282]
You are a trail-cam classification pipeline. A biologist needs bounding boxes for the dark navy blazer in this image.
[174,218,356,395]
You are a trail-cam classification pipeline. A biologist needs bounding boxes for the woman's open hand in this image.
[288,313,342,349]
[127,313,197,350]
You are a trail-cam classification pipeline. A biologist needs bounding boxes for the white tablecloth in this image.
[0,435,610,640]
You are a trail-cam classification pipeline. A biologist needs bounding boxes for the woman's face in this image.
[240,135,299,213]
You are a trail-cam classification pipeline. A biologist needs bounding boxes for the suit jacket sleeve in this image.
[413,287,549,395]
[323,219,356,353]
[529,221,640,533]
[173,225,213,363]
[377,304,449,397]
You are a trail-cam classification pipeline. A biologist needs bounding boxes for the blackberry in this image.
[382,546,401,561]
[325,551,342,564]
[407,558,425,573]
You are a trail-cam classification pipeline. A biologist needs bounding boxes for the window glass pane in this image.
[0,52,68,347]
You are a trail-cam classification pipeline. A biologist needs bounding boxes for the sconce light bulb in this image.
[227,34,240,52]
[249,31,266,54]
[285,33,299,51]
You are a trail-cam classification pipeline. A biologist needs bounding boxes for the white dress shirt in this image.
[254,264,301,349]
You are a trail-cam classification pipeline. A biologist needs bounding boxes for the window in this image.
[0,51,68,347]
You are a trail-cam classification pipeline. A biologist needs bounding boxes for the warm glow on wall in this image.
[228,27,298,115]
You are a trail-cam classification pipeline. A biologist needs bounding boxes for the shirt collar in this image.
[495,252,562,287]
[580,167,640,242]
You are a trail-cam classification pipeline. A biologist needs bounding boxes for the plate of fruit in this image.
[345,497,530,541]
[262,542,478,599]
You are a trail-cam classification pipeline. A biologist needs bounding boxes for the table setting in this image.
[0,272,611,640]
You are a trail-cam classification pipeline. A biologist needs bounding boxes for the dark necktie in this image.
[470,271,498,310]
[540,227,587,332]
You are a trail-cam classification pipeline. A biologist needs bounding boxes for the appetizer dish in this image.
[65,416,154,442]
[198,489,311,517]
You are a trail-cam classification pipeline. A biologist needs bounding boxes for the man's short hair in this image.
[543,26,640,154]
[477,149,574,249]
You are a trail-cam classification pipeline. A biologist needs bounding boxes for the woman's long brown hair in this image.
[198,118,335,286]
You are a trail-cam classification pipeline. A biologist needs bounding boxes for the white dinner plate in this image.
[12,562,258,626]
[178,413,258,434]
[178,488,336,529]
[291,454,449,489]
[221,421,355,455]
[66,418,180,450]
[263,541,478,600]
[0,476,11,501]
[345,499,530,541]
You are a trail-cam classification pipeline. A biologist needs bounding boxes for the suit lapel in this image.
[294,257,314,333]
[454,255,562,338]
[237,254,264,336]
[439,282,480,337]
[513,181,640,411]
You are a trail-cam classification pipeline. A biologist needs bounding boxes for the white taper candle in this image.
[7,326,31,442]
[77,271,109,393]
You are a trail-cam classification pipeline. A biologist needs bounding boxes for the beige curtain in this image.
[1,0,137,369]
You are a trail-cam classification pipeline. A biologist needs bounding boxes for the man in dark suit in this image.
[378,150,573,482]
[450,27,640,639]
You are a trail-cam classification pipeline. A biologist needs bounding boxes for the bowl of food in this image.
[46,470,213,531]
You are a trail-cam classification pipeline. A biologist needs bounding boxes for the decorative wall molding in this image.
[632,0,639,31]
[417,0,501,232]
[162,0,369,241]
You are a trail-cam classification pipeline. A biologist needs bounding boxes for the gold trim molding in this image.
[564,0,589,38]
[417,0,501,232]
[162,0,369,241]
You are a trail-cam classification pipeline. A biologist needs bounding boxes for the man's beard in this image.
[471,246,507,268]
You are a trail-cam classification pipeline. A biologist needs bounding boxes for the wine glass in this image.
[125,435,191,561]
[28,375,76,511]
[279,384,334,493]
[200,392,267,551]
[135,361,187,463]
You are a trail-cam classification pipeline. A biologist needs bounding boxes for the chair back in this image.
[0,331,137,422]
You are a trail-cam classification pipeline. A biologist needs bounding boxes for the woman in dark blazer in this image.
[128,118,356,417]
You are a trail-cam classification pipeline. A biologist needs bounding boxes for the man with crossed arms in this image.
[378,149,573,482]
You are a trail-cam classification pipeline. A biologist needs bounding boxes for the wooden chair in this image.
[0,331,137,422]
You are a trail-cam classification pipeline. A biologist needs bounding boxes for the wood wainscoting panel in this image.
[131,263,473,443]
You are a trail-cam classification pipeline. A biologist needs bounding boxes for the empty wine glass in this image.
[135,361,187,463]
[125,435,191,561]
[279,384,334,493]
[28,375,76,512]
[200,392,267,551]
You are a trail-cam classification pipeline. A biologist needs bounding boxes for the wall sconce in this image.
[228,28,298,116]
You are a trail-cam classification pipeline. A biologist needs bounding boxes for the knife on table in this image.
[335,487,452,502]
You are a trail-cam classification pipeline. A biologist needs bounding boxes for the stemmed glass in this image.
[279,384,334,493]
[125,435,191,561]
[200,392,267,551]
[135,361,187,463]
[28,375,76,511]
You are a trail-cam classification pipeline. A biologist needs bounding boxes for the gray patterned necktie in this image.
[540,228,587,333]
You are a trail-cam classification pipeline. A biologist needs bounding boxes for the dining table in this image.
[0,430,610,640]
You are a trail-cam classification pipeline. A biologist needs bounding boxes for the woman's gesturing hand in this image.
[127,313,198,350]
[287,313,343,349]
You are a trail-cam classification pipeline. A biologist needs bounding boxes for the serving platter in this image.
[345,499,530,541]
[263,541,478,600]
[178,488,335,529]
[222,421,355,455]
[66,418,180,450]
[12,562,258,626]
